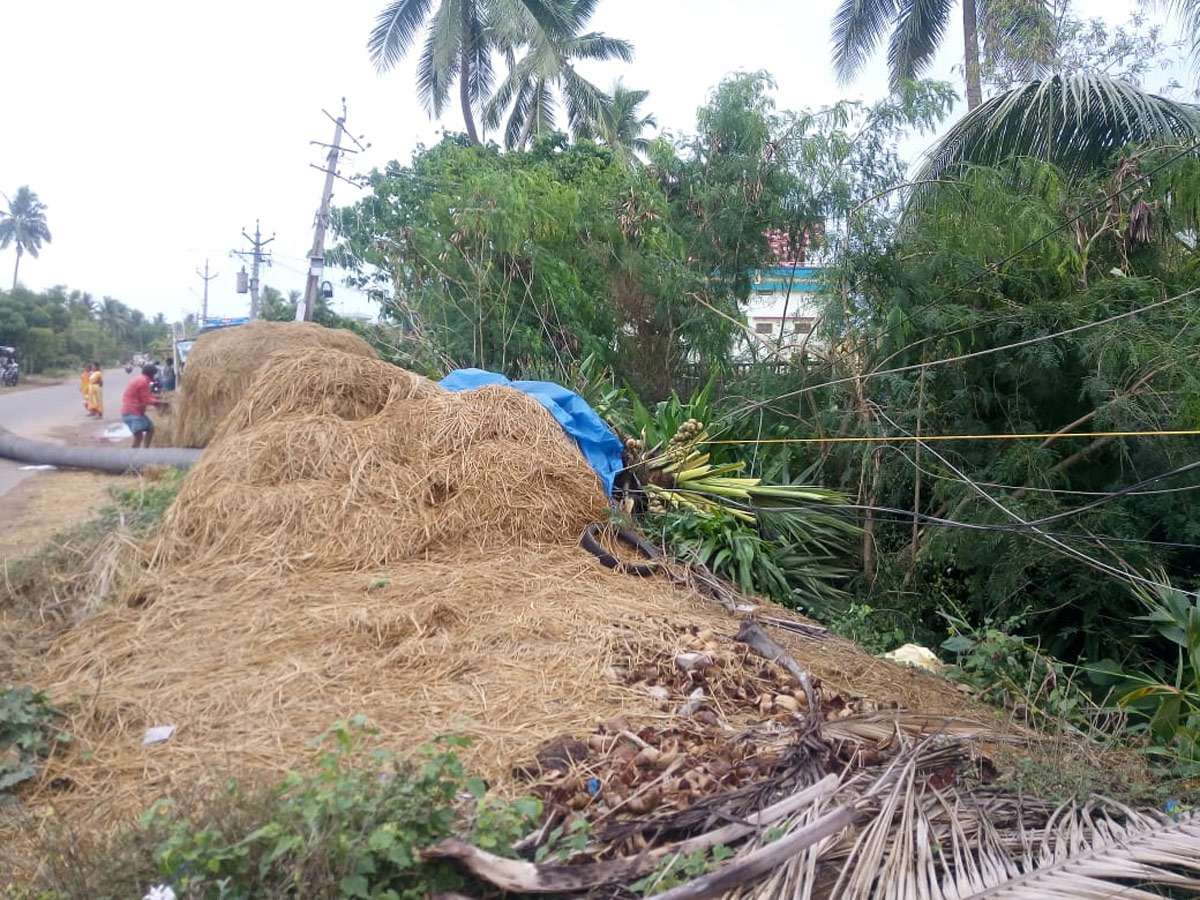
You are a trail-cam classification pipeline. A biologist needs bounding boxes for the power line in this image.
[719,284,1200,425]
[718,138,1200,426]
[704,427,1200,446]
[871,405,1195,597]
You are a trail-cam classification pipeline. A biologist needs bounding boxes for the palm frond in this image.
[415,2,460,116]
[464,5,495,107]
[435,729,1200,899]
[368,0,434,72]
[503,79,536,149]
[977,0,1056,82]
[567,31,634,63]
[1159,0,1200,71]
[531,78,558,142]
[482,58,533,131]
[914,73,1200,186]
[887,0,956,85]
[831,0,902,84]
[561,65,610,136]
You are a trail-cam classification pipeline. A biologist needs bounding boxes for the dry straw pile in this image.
[164,320,376,448]
[21,338,975,837]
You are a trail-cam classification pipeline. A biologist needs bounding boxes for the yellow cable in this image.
[702,429,1200,446]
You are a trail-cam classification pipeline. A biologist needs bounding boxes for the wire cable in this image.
[715,285,1200,426]
[869,405,1195,596]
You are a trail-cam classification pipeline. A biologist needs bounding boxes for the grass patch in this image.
[14,720,542,900]
[0,467,185,622]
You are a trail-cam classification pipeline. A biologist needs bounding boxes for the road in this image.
[0,367,131,498]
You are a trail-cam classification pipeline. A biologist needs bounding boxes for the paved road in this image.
[0,367,130,498]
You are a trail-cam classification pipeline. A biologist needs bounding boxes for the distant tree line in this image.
[0,286,171,373]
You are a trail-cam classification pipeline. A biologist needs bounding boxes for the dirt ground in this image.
[0,469,136,562]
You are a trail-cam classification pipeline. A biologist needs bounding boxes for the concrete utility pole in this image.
[195,259,218,321]
[300,100,368,322]
[233,221,274,319]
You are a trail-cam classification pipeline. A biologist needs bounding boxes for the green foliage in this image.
[629,845,734,895]
[1093,578,1200,774]
[822,147,1200,666]
[101,468,189,536]
[0,687,70,799]
[332,135,730,399]
[940,611,1085,728]
[0,285,170,373]
[613,381,857,615]
[123,720,543,899]
[532,816,591,863]
[0,468,188,617]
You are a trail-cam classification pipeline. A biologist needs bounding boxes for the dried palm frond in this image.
[721,736,1200,900]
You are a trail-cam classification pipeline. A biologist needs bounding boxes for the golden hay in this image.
[166,321,377,448]
[29,550,977,835]
[8,353,986,845]
[209,347,440,442]
[150,359,608,573]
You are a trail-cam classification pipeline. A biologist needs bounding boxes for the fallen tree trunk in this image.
[0,425,201,474]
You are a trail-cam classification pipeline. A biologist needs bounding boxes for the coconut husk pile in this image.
[5,339,1018,890]
[164,319,376,448]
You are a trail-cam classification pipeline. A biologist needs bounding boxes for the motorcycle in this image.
[1,360,18,387]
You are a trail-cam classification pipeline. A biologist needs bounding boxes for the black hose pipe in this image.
[0,425,202,474]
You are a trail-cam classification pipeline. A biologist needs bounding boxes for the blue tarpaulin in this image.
[439,369,624,498]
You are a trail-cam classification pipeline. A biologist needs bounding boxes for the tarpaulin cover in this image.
[439,368,624,498]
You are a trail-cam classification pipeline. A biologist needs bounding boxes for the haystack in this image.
[165,320,376,448]
[16,349,982,841]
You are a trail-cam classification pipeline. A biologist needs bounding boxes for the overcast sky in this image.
[0,0,1170,323]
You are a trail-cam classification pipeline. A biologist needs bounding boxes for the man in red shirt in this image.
[121,364,165,448]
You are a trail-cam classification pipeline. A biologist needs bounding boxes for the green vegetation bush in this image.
[0,687,69,801]
[0,286,171,374]
[27,720,543,900]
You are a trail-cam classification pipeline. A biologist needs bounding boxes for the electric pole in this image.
[195,259,218,321]
[300,100,368,322]
[233,221,274,319]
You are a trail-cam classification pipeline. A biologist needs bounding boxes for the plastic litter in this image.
[883,644,947,673]
[102,422,134,442]
[142,725,176,745]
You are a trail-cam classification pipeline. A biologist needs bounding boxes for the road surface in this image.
[0,367,130,499]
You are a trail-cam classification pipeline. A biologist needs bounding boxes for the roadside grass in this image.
[5,721,544,900]
[0,467,184,624]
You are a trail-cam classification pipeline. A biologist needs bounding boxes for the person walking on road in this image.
[121,364,165,448]
[86,362,104,418]
[80,363,93,414]
[161,357,176,393]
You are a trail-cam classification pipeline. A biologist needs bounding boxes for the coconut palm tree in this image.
[0,186,52,290]
[831,0,1055,110]
[585,79,657,154]
[368,0,566,144]
[914,73,1200,183]
[482,0,633,149]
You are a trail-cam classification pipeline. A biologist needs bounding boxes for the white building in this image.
[741,265,825,359]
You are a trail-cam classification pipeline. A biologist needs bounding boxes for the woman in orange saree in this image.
[86,364,104,418]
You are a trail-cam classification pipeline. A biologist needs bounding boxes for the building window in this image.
[755,322,774,334]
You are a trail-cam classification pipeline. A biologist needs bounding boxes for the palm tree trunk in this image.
[11,247,21,291]
[962,0,983,109]
[459,4,480,145]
